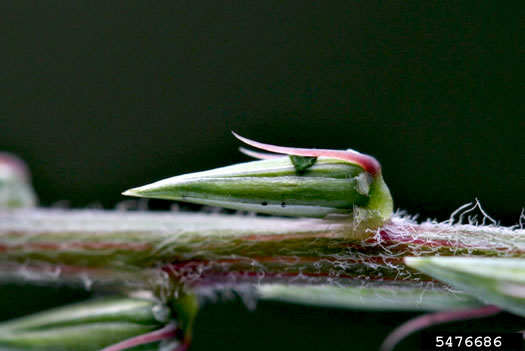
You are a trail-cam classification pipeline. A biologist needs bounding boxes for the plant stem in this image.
[0,209,523,296]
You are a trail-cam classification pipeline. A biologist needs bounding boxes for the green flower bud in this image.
[123,134,393,223]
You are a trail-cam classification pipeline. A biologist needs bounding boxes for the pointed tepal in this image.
[123,133,393,221]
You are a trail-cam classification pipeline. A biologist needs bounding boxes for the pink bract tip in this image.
[232,132,381,175]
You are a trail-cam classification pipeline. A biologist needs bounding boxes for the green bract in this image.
[0,298,168,351]
[124,135,393,222]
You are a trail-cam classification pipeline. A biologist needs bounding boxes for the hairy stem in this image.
[0,209,523,295]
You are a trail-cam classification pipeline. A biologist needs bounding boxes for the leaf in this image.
[256,283,483,312]
[405,257,525,317]
[0,298,166,351]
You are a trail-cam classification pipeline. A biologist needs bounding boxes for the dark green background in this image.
[1,2,523,350]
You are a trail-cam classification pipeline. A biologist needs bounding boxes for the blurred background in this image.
[1,2,523,350]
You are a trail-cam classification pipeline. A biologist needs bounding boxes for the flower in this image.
[123,133,393,224]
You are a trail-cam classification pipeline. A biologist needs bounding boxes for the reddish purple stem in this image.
[380,305,501,351]
[99,322,179,351]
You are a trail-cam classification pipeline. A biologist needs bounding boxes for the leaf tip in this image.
[403,257,424,268]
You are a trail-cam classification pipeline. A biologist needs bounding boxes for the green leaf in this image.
[0,298,167,351]
[405,257,525,317]
[256,283,483,311]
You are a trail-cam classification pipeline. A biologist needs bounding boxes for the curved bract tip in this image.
[232,132,381,176]
[238,147,282,160]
